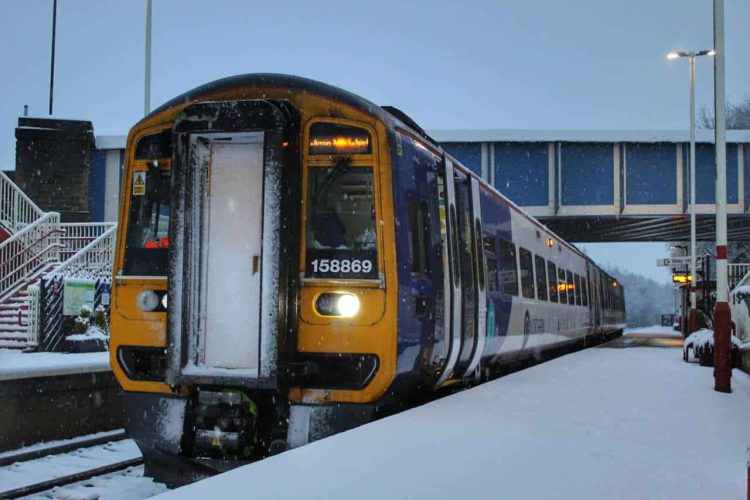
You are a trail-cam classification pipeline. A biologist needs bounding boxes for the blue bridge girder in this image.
[432,130,750,242]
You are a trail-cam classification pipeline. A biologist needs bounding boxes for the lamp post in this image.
[667,49,715,334]
[712,0,731,394]
[49,0,57,115]
[144,0,152,116]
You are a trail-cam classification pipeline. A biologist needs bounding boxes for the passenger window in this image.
[581,277,589,306]
[407,197,430,276]
[483,233,497,254]
[486,257,499,293]
[519,248,535,299]
[535,255,547,301]
[574,274,582,305]
[547,261,558,302]
[498,240,518,296]
[558,268,568,304]
[566,270,575,305]
[484,232,498,293]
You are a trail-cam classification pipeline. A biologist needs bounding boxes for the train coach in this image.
[110,74,625,484]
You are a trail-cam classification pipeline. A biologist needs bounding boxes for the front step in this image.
[0,332,29,341]
[0,339,37,350]
[0,324,28,332]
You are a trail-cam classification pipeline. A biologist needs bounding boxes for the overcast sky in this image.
[1,0,748,283]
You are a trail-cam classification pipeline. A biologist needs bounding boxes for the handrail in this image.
[0,227,64,266]
[0,212,60,250]
[0,170,45,233]
[58,222,116,260]
[0,212,61,303]
[729,263,750,290]
[27,224,118,346]
[49,225,117,279]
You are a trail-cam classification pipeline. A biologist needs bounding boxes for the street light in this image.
[667,48,715,334]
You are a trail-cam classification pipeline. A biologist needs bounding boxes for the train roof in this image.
[138,73,439,146]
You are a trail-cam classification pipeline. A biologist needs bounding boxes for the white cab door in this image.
[202,133,264,372]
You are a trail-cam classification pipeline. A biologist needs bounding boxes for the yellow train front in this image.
[112,74,405,484]
[111,74,625,484]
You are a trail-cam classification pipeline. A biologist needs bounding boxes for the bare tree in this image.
[699,97,750,129]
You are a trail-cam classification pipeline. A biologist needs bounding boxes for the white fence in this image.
[59,222,117,261]
[27,284,40,344]
[28,225,117,347]
[50,225,117,280]
[729,263,750,291]
[0,212,62,303]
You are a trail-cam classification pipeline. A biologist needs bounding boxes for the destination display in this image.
[308,122,371,155]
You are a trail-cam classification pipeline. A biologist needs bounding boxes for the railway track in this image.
[0,431,145,499]
[1,457,144,498]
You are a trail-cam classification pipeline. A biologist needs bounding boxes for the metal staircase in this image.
[0,171,115,350]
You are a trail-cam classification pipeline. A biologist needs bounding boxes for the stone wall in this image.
[15,118,94,222]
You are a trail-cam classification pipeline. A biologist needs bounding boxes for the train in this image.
[110,74,625,485]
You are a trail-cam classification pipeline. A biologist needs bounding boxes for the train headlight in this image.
[315,293,360,318]
[336,294,360,317]
[136,290,159,312]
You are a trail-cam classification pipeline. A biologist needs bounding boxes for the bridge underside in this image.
[541,214,750,242]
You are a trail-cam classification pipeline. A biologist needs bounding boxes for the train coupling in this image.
[193,389,258,459]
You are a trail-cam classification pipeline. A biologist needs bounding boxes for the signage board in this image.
[63,278,96,316]
[657,256,703,267]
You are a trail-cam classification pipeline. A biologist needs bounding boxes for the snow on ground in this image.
[24,465,167,500]
[158,335,750,500]
[0,440,141,492]
[0,430,123,463]
[0,350,109,381]
[624,325,676,335]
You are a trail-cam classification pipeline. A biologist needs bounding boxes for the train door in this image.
[200,134,263,371]
[167,99,289,387]
[452,176,487,379]
[453,172,475,375]
[586,265,599,331]
[435,159,462,385]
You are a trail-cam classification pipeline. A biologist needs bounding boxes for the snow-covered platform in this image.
[159,327,750,499]
[0,350,122,452]
[0,350,110,381]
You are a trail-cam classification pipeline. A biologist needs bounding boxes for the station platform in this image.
[158,327,750,500]
[0,350,109,381]
[0,349,123,451]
